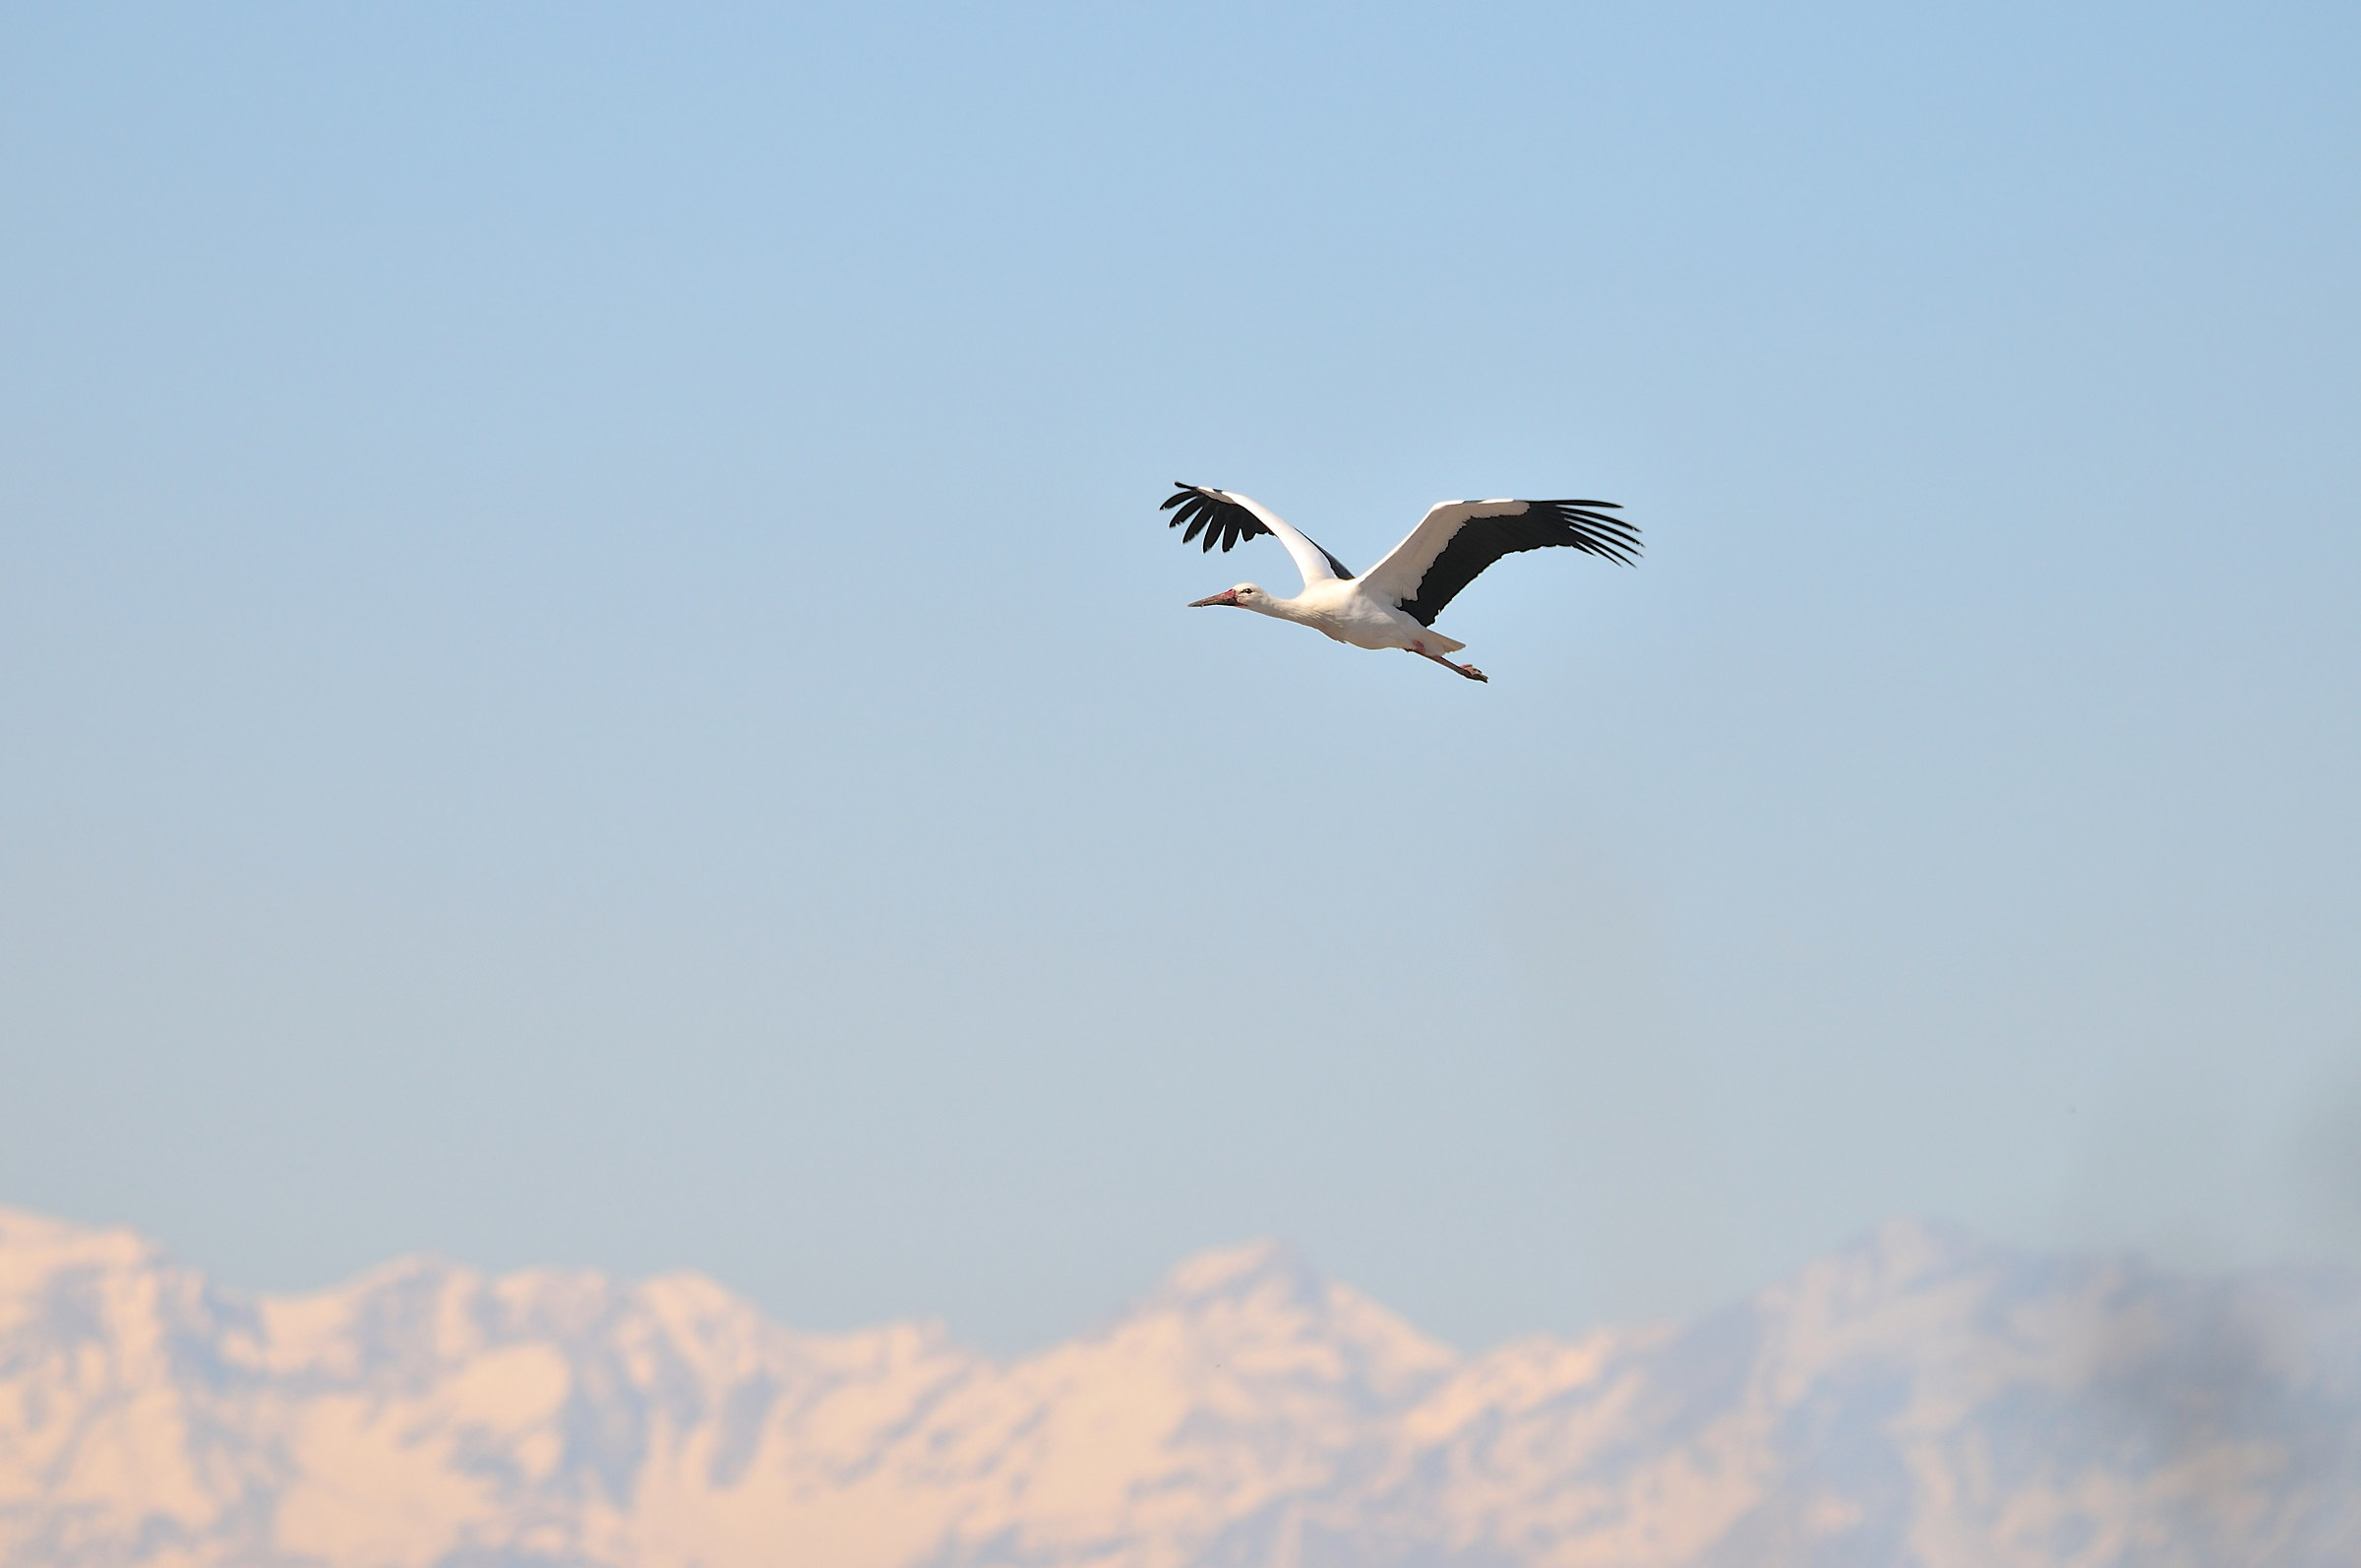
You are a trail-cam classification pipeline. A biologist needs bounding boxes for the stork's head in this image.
[1187,584,1264,610]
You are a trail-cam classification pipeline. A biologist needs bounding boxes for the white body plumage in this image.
[1194,578,1468,655]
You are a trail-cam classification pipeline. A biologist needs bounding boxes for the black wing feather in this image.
[1159,483,1356,578]
[1394,501,1639,627]
[1160,484,1260,555]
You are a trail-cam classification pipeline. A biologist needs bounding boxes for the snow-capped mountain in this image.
[2,1204,2355,1567]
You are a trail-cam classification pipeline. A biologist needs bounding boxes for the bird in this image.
[1161,483,1639,683]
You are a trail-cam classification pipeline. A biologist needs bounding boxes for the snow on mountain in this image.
[2,1206,2355,1567]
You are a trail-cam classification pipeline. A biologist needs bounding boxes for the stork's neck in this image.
[1247,590,1317,624]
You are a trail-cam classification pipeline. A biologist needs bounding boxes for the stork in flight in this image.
[1162,484,1639,683]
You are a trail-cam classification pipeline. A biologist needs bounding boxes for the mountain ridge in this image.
[2,1204,2354,1567]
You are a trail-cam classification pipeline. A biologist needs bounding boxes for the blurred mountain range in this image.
[2,1204,2355,1567]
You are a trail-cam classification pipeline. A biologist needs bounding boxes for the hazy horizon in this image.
[16,1199,2356,1566]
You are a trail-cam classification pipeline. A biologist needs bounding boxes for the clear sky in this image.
[3,3,2356,1353]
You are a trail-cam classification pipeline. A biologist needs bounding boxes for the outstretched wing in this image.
[1160,484,1356,590]
[1359,499,1638,627]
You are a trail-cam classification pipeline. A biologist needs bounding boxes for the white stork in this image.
[1162,483,1639,683]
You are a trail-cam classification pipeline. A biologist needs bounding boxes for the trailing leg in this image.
[1411,647,1488,683]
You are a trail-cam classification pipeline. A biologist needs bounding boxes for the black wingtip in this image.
[1505,499,1642,567]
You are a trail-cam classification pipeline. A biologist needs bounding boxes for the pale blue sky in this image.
[3,3,2356,1351]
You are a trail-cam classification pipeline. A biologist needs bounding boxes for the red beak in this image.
[1187,590,1240,608]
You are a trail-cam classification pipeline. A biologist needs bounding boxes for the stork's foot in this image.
[1411,646,1488,684]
